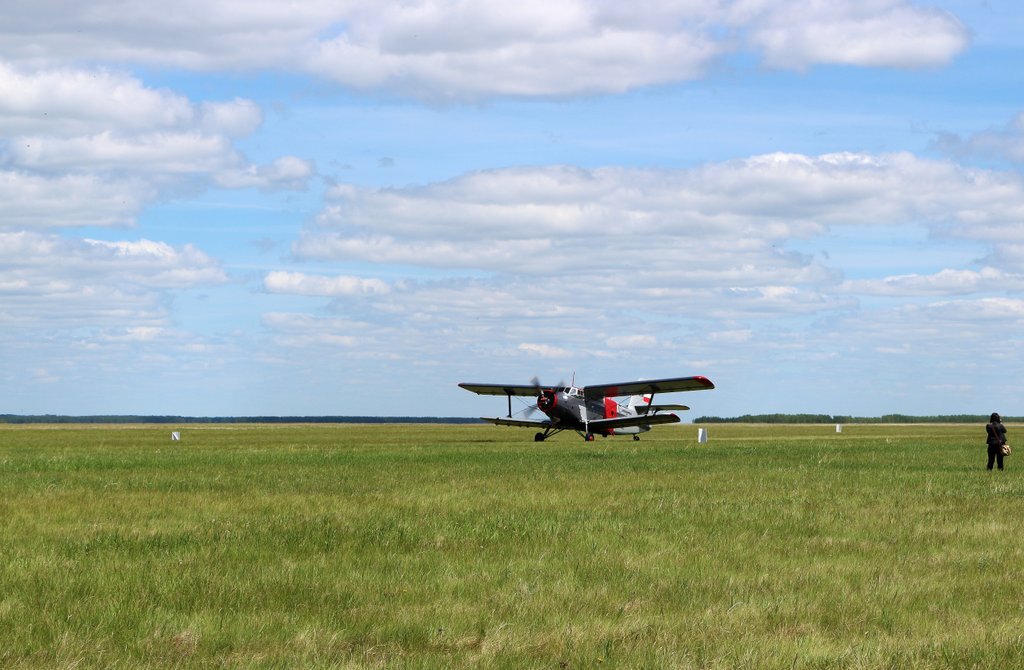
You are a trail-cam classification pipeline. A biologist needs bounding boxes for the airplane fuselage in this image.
[538,387,645,436]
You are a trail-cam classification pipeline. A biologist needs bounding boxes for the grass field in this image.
[1,422,1023,668]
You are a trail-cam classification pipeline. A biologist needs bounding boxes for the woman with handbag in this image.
[986,412,1008,470]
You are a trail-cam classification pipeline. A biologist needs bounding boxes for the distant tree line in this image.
[3,414,1014,425]
[0,415,481,425]
[693,414,1018,424]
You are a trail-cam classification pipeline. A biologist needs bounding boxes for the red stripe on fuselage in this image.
[604,397,619,436]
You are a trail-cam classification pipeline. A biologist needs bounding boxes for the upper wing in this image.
[583,375,714,400]
[588,413,681,430]
[459,383,541,397]
[479,416,551,428]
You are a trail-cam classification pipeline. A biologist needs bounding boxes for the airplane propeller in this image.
[525,376,563,416]
[524,376,544,417]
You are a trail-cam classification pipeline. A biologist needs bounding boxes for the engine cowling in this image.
[537,389,556,412]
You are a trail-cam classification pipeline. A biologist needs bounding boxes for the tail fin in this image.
[627,394,649,412]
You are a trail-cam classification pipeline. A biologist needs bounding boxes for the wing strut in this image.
[578,404,596,441]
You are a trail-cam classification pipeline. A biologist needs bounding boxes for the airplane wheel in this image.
[585,433,595,442]
[633,435,640,442]
[534,433,545,442]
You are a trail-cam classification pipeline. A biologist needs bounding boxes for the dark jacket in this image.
[987,421,1007,446]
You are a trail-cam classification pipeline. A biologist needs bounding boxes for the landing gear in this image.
[585,433,596,442]
[534,426,564,442]
[633,435,641,442]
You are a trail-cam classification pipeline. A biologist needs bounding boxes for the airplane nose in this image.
[537,390,556,411]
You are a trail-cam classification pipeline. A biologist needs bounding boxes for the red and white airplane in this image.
[458,375,714,442]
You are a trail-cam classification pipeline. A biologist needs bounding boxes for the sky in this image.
[2,0,1024,419]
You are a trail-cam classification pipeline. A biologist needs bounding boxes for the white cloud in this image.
[260,312,375,349]
[274,332,360,348]
[741,0,967,70]
[294,234,556,272]
[0,170,150,228]
[708,329,753,344]
[215,156,316,191]
[9,131,238,173]
[606,335,657,349]
[0,63,195,136]
[800,296,1012,367]
[297,153,1024,282]
[199,99,263,137]
[259,275,841,374]
[518,342,573,358]
[306,18,722,99]
[0,67,259,162]
[264,271,390,296]
[921,296,1024,323]
[310,154,1024,240]
[0,231,226,327]
[0,1,341,70]
[32,368,59,384]
[983,243,1024,272]
[0,1,968,101]
[815,297,1024,370]
[81,238,228,287]
[839,267,1024,296]
[102,326,167,342]
[0,64,309,200]
[936,112,1024,164]
[268,150,1024,377]
[7,129,314,190]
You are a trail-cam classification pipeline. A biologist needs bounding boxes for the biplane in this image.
[458,375,714,441]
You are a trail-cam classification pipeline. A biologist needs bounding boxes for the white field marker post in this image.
[836,424,842,433]
[697,428,708,444]
[171,431,181,441]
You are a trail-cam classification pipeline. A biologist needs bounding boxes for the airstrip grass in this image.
[1,422,1023,668]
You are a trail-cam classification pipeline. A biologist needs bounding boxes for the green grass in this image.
[2,423,1024,668]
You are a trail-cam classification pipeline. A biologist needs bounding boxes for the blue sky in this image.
[3,0,1024,419]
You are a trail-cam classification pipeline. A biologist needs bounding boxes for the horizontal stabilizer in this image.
[588,413,680,431]
[635,404,689,414]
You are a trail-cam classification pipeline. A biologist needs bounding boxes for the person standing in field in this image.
[986,412,1008,470]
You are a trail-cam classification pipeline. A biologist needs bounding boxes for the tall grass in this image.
[1,423,1022,668]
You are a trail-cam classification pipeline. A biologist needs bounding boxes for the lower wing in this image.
[479,417,552,428]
